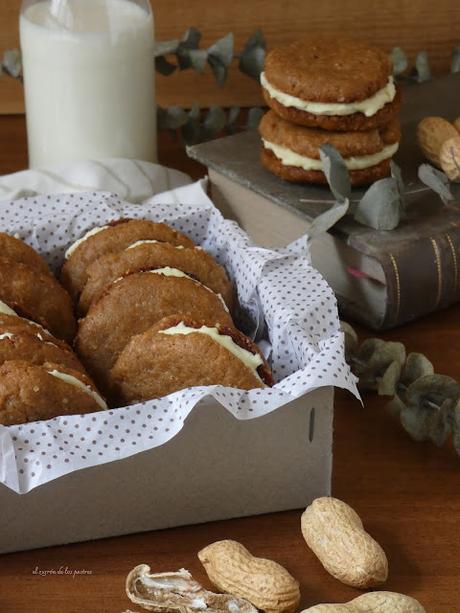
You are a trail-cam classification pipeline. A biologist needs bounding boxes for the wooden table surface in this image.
[0,116,459,613]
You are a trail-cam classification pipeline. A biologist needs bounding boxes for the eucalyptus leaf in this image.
[400,405,431,442]
[386,395,406,417]
[2,49,21,78]
[451,47,460,73]
[239,46,265,80]
[246,107,265,129]
[207,56,228,85]
[181,104,202,145]
[155,55,177,76]
[202,106,227,140]
[319,144,351,203]
[428,399,452,446]
[391,160,406,211]
[188,50,208,73]
[402,352,434,387]
[418,164,453,203]
[228,106,241,126]
[354,177,401,231]
[391,47,408,76]
[208,33,234,67]
[378,361,402,396]
[241,29,266,53]
[353,338,406,390]
[181,27,202,49]
[307,200,349,238]
[453,402,460,454]
[154,39,180,58]
[157,106,188,130]
[406,374,460,412]
[414,50,431,82]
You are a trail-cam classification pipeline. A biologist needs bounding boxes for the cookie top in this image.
[264,38,392,104]
[260,110,400,159]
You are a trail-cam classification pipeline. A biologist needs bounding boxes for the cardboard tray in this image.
[0,389,333,553]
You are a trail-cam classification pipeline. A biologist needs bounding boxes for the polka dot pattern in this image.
[0,179,358,494]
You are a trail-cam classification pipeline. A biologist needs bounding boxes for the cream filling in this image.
[65,225,109,259]
[0,332,15,340]
[0,300,18,317]
[263,139,399,171]
[47,369,107,410]
[261,72,396,117]
[160,322,263,382]
[126,240,185,251]
[114,267,229,313]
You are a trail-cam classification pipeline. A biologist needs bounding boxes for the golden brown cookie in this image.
[262,38,400,131]
[78,241,234,315]
[0,325,85,373]
[0,233,52,276]
[110,315,273,405]
[0,258,76,343]
[0,313,67,348]
[76,269,233,394]
[259,110,400,186]
[0,360,107,425]
[61,219,195,300]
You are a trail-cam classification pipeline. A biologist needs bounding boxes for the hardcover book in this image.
[188,73,460,330]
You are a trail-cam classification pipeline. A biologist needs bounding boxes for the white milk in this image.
[20,0,156,169]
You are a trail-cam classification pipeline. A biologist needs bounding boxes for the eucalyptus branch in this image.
[155,27,265,84]
[342,321,460,456]
[309,147,454,236]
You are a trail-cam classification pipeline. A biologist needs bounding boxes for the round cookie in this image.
[0,360,107,425]
[0,233,52,276]
[262,38,400,131]
[76,269,234,394]
[61,219,195,300]
[0,258,76,342]
[0,326,85,373]
[110,315,273,405]
[78,241,234,315]
[259,110,401,186]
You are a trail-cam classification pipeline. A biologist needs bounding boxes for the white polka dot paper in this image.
[0,178,358,494]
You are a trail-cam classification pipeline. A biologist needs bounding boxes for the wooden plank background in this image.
[1,0,460,114]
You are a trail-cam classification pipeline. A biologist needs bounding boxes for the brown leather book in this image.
[188,73,460,330]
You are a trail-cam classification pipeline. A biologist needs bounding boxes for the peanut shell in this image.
[301,591,425,612]
[198,540,300,613]
[125,565,258,613]
[416,116,458,168]
[439,136,460,182]
[300,497,388,589]
[453,117,460,134]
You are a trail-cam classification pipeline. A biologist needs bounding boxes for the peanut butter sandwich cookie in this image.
[110,316,273,404]
[261,38,400,132]
[0,360,107,425]
[79,241,234,315]
[0,257,76,342]
[0,232,52,276]
[0,323,85,373]
[260,110,400,186]
[61,219,195,300]
[76,268,233,394]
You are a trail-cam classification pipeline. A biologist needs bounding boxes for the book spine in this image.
[380,229,460,329]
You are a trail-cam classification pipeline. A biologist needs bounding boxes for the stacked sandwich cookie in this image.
[63,219,273,407]
[259,38,402,186]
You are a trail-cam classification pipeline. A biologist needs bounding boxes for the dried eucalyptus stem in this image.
[342,321,460,456]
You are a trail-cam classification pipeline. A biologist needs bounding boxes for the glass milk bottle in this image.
[20,0,156,169]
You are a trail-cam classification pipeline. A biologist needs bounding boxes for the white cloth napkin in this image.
[0,158,191,204]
